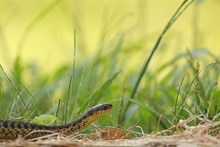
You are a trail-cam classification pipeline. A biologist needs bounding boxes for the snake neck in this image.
[59,112,99,136]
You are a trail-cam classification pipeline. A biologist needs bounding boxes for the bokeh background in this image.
[0,0,219,73]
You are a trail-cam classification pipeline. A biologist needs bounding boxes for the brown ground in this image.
[1,134,219,147]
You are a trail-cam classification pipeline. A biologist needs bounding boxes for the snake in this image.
[0,103,112,140]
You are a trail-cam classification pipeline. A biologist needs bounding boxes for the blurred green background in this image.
[0,0,219,73]
[0,0,220,135]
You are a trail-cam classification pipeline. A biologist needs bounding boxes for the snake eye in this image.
[103,104,112,110]
[103,105,108,110]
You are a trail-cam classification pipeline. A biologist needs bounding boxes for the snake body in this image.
[0,104,112,140]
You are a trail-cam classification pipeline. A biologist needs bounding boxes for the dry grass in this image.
[0,115,219,147]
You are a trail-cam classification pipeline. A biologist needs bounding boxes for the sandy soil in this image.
[0,135,220,147]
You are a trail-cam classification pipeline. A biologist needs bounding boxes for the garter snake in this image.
[0,104,112,140]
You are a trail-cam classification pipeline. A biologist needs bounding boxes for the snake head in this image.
[88,103,113,115]
[85,104,113,121]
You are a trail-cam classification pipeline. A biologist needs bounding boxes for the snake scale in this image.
[0,104,112,140]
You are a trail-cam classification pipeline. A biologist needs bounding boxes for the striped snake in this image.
[0,104,112,140]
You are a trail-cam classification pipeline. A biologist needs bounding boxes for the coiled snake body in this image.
[0,104,112,140]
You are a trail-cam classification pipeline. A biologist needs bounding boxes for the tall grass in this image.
[121,0,195,125]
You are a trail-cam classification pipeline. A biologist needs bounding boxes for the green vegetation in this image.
[0,0,219,138]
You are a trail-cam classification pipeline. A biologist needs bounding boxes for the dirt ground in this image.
[0,128,219,147]
[0,135,220,147]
